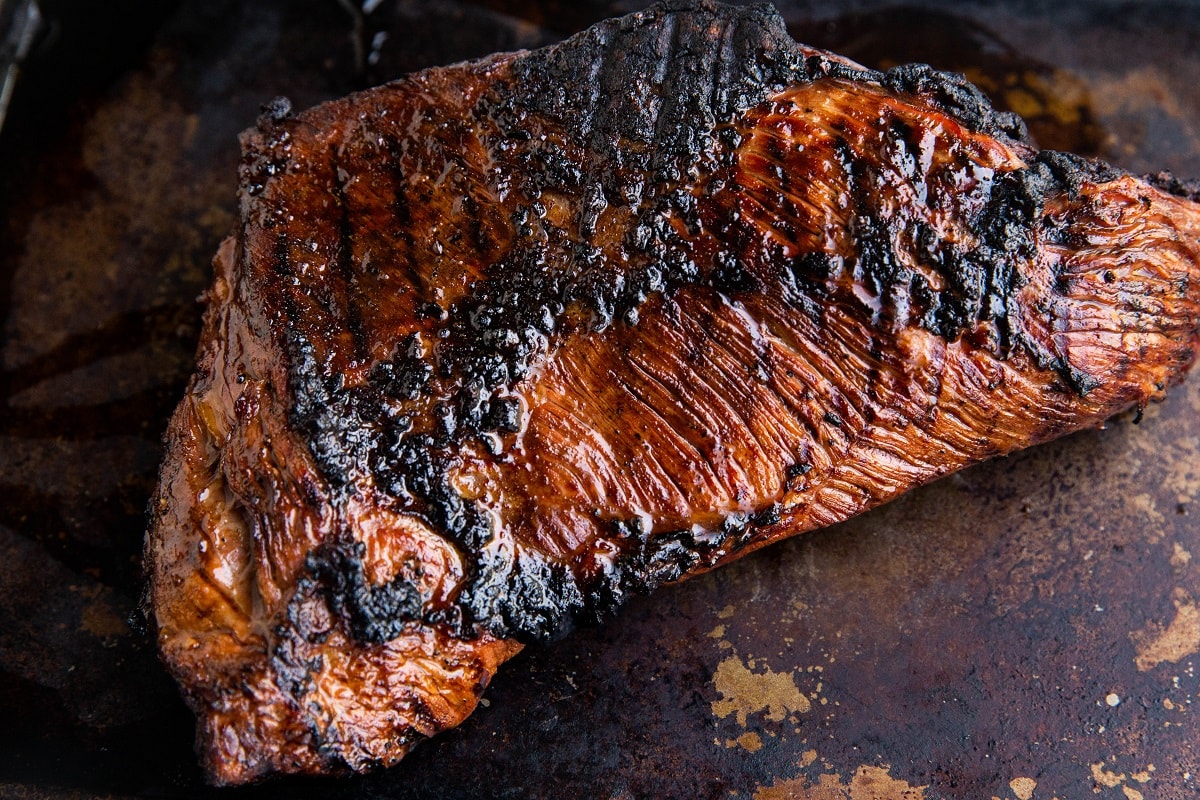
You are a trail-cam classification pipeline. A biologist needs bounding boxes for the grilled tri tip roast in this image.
[144,0,1200,784]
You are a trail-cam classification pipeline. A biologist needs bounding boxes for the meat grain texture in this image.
[143,0,1200,784]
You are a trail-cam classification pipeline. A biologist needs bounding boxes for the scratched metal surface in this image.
[1,1,1198,798]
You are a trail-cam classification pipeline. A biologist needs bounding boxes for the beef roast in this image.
[143,0,1200,784]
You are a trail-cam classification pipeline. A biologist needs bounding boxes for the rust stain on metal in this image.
[711,652,811,727]
[1092,762,1124,789]
[732,731,764,753]
[1008,776,1036,800]
[1091,761,1157,796]
[754,764,927,800]
[1090,67,1191,120]
[1129,493,1166,535]
[1132,588,1200,671]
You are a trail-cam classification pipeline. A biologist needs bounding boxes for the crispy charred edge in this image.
[193,680,345,787]
[506,0,811,203]
[1017,152,1127,392]
[258,1,1062,648]
[1146,170,1200,202]
[585,509,782,623]
[140,237,342,786]
[878,62,1027,144]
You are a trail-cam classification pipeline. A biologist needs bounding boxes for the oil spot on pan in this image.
[78,592,131,640]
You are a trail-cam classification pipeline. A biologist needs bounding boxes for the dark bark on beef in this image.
[506,0,812,198]
[1146,170,1200,202]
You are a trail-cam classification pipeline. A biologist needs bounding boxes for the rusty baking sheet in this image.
[1,1,1198,798]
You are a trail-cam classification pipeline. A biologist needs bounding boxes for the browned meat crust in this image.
[143,0,1200,784]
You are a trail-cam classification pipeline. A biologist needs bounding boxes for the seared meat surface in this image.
[144,0,1200,784]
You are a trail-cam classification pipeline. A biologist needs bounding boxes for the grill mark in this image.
[578,27,607,145]
[710,14,736,120]
[735,189,818,256]
[330,152,371,365]
[648,11,676,135]
[386,149,430,297]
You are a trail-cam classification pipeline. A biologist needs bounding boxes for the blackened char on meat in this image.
[144,0,1200,784]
